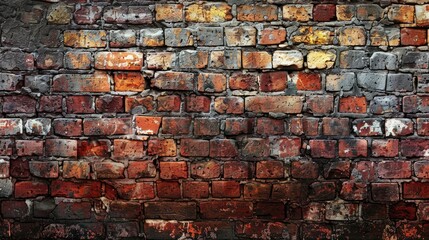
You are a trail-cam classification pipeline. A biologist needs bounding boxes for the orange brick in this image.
[156,4,183,22]
[64,30,106,48]
[237,5,278,22]
[339,96,367,113]
[95,52,143,70]
[114,72,145,92]
[259,28,287,45]
[242,51,272,69]
[136,116,162,135]
[293,72,322,91]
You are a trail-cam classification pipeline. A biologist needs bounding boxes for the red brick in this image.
[125,96,154,113]
[161,117,191,135]
[245,96,303,113]
[414,161,429,178]
[256,160,285,179]
[29,161,59,178]
[78,140,110,158]
[254,202,285,220]
[214,97,244,114]
[224,161,251,179]
[210,139,238,158]
[113,139,144,160]
[157,95,181,112]
[191,160,221,179]
[371,139,399,157]
[324,161,351,179]
[244,182,271,199]
[290,118,319,136]
[16,140,43,156]
[182,181,209,198]
[306,95,334,114]
[229,72,258,91]
[10,160,30,179]
[404,182,429,199]
[144,202,196,220]
[160,161,187,179]
[313,4,336,21]
[127,161,156,179]
[309,182,336,201]
[93,160,125,179]
[295,72,322,91]
[110,201,141,219]
[135,116,161,135]
[53,119,82,137]
[401,28,427,46]
[237,222,297,239]
[1,201,30,218]
[310,139,336,158]
[351,161,376,183]
[115,182,155,200]
[194,118,219,136]
[180,139,209,157]
[83,118,132,136]
[152,71,195,91]
[242,138,270,158]
[95,95,124,113]
[378,160,411,179]
[322,117,350,136]
[272,183,307,202]
[95,52,143,70]
[362,203,388,220]
[340,180,367,200]
[353,119,383,136]
[53,72,110,92]
[291,160,319,179]
[15,181,48,198]
[74,6,102,24]
[157,181,181,199]
[39,96,62,113]
[259,71,287,92]
[66,95,94,114]
[197,73,226,93]
[390,202,417,220]
[418,118,429,136]
[259,28,287,45]
[63,161,90,179]
[46,139,77,157]
[147,139,176,157]
[371,183,399,202]
[272,137,302,158]
[3,95,36,113]
[338,139,367,157]
[51,180,101,198]
[401,139,429,157]
[200,201,252,219]
[0,140,12,157]
[185,95,211,113]
[224,118,254,135]
[212,181,240,198]
[339,96,367,113]
[256,118,285,135]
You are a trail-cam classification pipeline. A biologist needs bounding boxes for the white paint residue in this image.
[385,119,409,137]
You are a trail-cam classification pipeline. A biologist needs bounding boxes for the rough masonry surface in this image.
[0,0,429,239]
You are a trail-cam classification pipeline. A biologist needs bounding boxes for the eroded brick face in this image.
[0,0,427,239]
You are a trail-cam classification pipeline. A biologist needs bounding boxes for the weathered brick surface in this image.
[1,0,428,238]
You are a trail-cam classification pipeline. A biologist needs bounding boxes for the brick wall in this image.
[1,0,429,239]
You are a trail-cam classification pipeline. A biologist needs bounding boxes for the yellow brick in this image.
[185,3,232,23]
